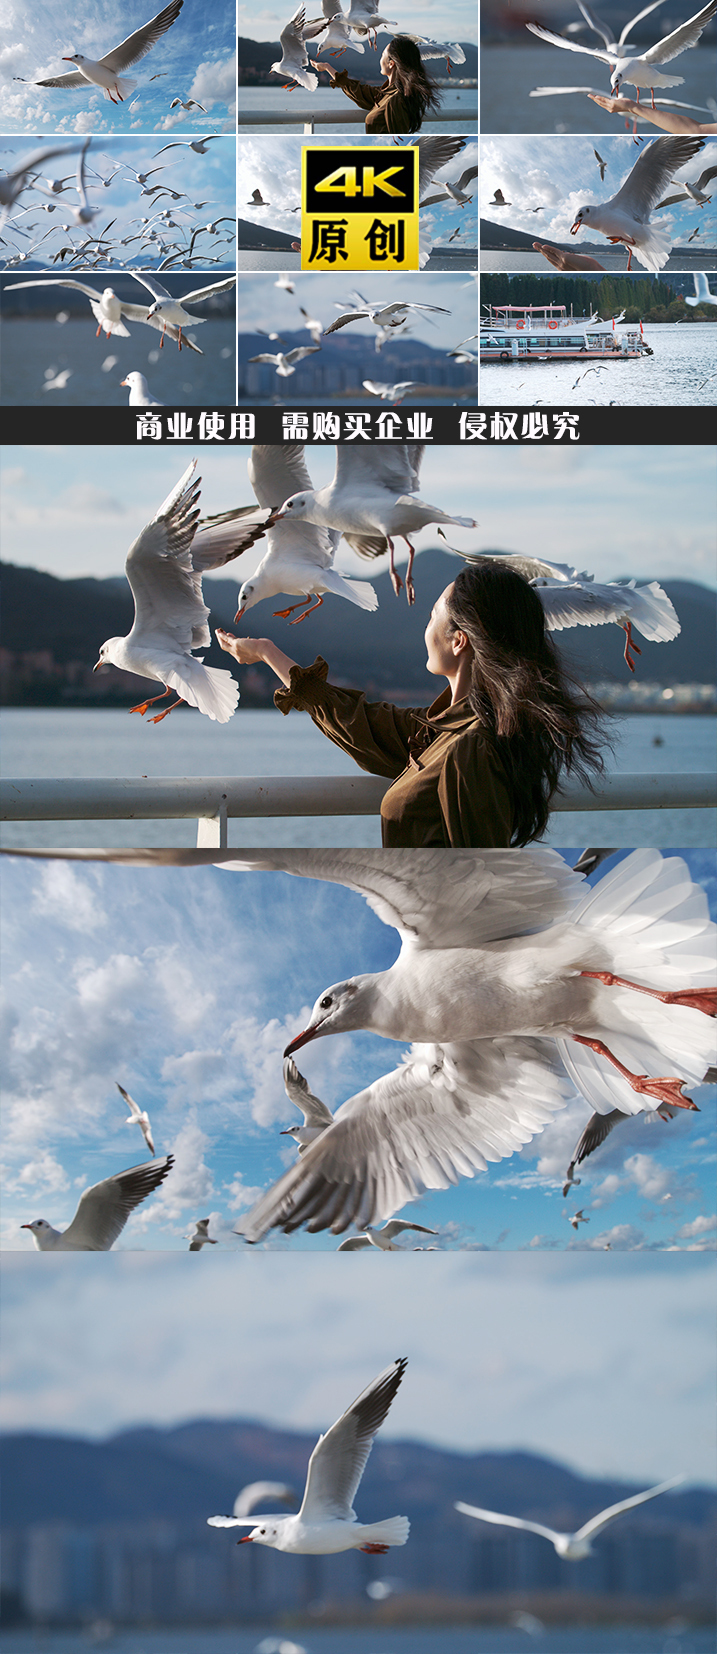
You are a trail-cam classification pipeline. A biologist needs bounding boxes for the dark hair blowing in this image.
[383,37,442,129]
[445,562,609,845]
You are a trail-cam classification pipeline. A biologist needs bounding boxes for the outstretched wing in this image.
[62,1156,173,1249]
[575,1477,685,1541]
[283,1058,335,1127]
[456,1502,564,1545]
[609,136,705,220]
[173,277,237,306]
[299,1358,407,1521]
[642,0,717,63]
[100,0,184,71]
[125,459,210,649]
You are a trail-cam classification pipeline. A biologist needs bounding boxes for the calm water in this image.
[1,708,714,848]
[480,324,717,407]
[481,251,717,273]
[1,1625,714,1654]
[236,251,477,271]
[480,45,717,133]
[0,321,236,408]
[237,85,478,134]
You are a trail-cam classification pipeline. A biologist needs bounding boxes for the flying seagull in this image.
[116,1082,155,1155]
[569,135,705,270]
[21,1156,174,1249]
[337,1221,439,1249]
[526,0,717,103]
[456,1477,685,1559]
[21,0,184,103]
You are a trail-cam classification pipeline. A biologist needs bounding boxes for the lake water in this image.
[480,323,717,407]
[480,250,717,273]
[237,251,477,271]
[479,45,717,133]
[1,708,714,849]
[237,86,478,134]
[0,320,236,408]
[1,1624,714,1654]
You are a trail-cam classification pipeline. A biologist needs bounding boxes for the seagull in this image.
[562,1165,581,1195]
[234,1482,298,1516]
[24,0,184,103]
[447,550,681,671]
[362,380,422,403]
[655,162,717,207]
[222,848,716,1241]
[345,0,398,42]
[116,1082,155,1155]
[93,459,272,723]
[153,136,219,156]
[275,273,296,292]
[128,273,237,348]
[310,0,366,57]
[324,300,449,335]
[337,1220,439,1249]
[526,0,717,103]
[299,305,324,343]
[594,147,608,179]
[229,446,379,624]
[491,189,512,206]
[401,33,466,71]
[569,135,705,269]
[280,1057,334,1151]
[42,369,73,390]
[0,145,85,224]
[419,164,478,209]
[21,1156,174,1250]
[4,279,202,351]
[271,8,319,90]
[685,270,717,304]
[447,334,479,362]
[207,1359,410,1553]
[271,442,476,604]
[456,1476,685,1560]
[121,371,164,405]
[188,1218,217,1249]
[563,1095,679,1188]
[248,189,271,205]
[568,1206,589,1228]
[62,141,98,227]
[170,97,207,111]
[248,345,321,377]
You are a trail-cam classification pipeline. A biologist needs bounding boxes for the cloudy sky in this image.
[1,1251,715,1488]
[0,0,235,135]
[2,850,714,1253]
[1,442,714,588]
[481,135,717,251]
[238,0,478,47]
[237,137,478,259]
[1,133,236,271]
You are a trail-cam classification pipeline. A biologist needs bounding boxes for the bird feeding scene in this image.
[236,135,478,270]
[480,0,717,134]
[479,272,717,406]
[0,271,237,405]
[2,440,714,850]
[237,1,477,134]
[480,134,717,270]
[0,0,236,136]
[236,271,478,405]
[1,846,715,1253]
[1,1244,716,1645]
[0,134,237,273]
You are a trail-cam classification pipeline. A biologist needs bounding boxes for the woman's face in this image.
[380,46,394,75]
[425,584,460,676]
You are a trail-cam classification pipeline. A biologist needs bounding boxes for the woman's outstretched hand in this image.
[215,630,297,688]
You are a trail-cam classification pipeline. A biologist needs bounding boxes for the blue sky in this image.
[0,0,235,135]
[1,1252,714,1488]
[2,850,714,1254]
[481,135,717,251]
[1,133,235,270]
[1,443,715,588]
[239,0,477,47]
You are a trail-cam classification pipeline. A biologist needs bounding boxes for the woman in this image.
[216,563,607,849]
[322,37,442,134]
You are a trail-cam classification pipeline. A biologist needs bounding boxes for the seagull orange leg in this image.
[387,535,404,597]
[130,687,173,715]
[148,697,186,723]
[360,1543,390,1554]
[580,971,717,1017]
[288,594,324,623]
[402,536,416,605]
[273,594,316,618]
[572,1035,698,1110]
[621,620,641,671]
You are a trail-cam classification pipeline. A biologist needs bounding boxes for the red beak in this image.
[20,1223,32,1229]
[93,659,103,671]
[238,1536,254,1544]
[283,1024,321,1057]
[570,221,580,235]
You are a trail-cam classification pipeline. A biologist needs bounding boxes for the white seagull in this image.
[456,1476,685,1559]
[25,0,184,103]
[569,135,705,270]
[337,1220,439,1249]
[280,1057,335,1151]
[188,1219,217,1249]
[234,1481,298,1516]
[218,849,716,1241]
[271,8,319,90]
[362,379,422,403]
[248,345,321,377]
[230,446,379,623]
[153,136,219,156]
[129,273,237,348]
[563,1096,678,1189]
[21,1156,174,1250]
[271,443,476,604]
[345,0,397,41]
[526,0,717,102]
[4,279,203,351]
[324,301,450,335]
[0,144,85,227]
[94,459,272,723]
[568,1206,589,1228]
[310,0,366,56]
[207,1359,410,1554]
[170,96,207,111]
[121,371,164,405]
[116,1082,156,1155]
[685,270,717,304]
[402,34,467,71]
[655,162,717,208]
[449,550,681,671]
[419,164,478,209]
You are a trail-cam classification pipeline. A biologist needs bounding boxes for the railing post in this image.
[196,799,228,849]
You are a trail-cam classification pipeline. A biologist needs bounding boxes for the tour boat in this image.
[481,304,653,362]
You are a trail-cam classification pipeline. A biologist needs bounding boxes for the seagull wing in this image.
[129,271,173,303]
[298,1358,407,1521]
[250,444,340,572]
[419,192,447,208]
[284,346,321,363]
[234,1481,298,1516]
[525,24,614,61]
[283,1058,335,1127]
[33,70,91,87]
[124,459,211,650]
[454,550,582,583]
[116,1082,142,1120]
[381,1219,438,1237]
[575,1477,686,1541]
[100,0,184,71]
[191,505,274,572]
[332,442,424,510]
[235,1035,576,1240]
[61,1156,173,1249]
[456,1502,565,1544]
[609,136,705,220]
[456,165,479,191]
[4,277,103,298]
[172,276,237,304]
[568,1107,629,1168]
[654,190,690,208]
[642,0,717,63]
[323,309,372,332]
[416,135,467,196]
[695,163,717,189]
[337,1234,372,1248]
[576,0,617,49]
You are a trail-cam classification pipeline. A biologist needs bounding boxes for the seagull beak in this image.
[233,607,244,624]
[570,220,580,235]
[92,658,103,671]
[20,1223,32,1229]
[237,1536,254,1544]
[283,1022,323,1057]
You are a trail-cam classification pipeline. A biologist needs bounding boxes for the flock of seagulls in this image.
[526,0,717,104]
[266,4,466,91]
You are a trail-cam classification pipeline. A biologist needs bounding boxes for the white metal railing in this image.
[237,102,476,134]
[2,773,714,848]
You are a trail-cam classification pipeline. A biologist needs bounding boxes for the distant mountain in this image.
[481,219,608,255]
[238,36,478,83]
[1,558,714,708]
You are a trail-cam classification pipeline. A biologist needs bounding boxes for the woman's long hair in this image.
[383,37,442,129]
[445,562,609,845]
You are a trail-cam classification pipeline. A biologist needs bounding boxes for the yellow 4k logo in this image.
[315,165,406,198]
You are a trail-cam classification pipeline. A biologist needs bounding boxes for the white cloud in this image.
[0,1151,69,1196]
[32,863,107,933]
[678,1214,717,1239]
[189,53,235,108]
